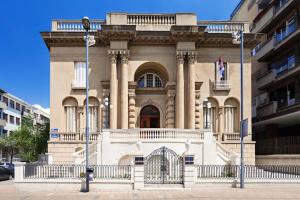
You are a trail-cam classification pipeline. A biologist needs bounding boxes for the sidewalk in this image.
[1,181,300,199]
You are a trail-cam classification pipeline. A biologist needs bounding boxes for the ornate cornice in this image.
[41,28,262,50]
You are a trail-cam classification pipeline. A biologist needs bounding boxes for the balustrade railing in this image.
[222,133,240,141]
[198,21,247,33]
[107,129,204,141]
[51,132,101,142]
[127,14,176,25]
[24,164,132,180]
[53,20,104,31]
[213,80,231,90]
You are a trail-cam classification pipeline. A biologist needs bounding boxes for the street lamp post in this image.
[82,16,90,193]
[233,29,245,189]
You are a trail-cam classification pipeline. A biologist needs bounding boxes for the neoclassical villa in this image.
[42,13,260,169]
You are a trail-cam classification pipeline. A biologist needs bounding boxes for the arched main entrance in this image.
[140,105,160,128]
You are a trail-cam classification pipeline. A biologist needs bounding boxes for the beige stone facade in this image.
[42,13,260,165]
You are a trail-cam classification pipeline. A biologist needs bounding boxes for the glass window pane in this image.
[155,76,162,87]
[146,74,153,87]
[138,76,145,88]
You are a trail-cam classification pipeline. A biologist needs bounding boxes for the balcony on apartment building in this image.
[253,0,297,33]
[0,101,7,109]
[253,16,299,61]
[256,54,298,90]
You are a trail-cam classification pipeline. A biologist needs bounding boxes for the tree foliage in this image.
[0,117,49,162]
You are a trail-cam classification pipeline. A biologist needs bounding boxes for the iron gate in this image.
[144,146,183,184]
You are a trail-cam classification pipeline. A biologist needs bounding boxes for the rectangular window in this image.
[16,117,20,125]
[16,103,20,111]
[287,17,296,35]
[3,113,8,122]
[3,97,8,106]
[89,107,98,133]
[21,105,26,112]
[288,55,296,69]
[73,62,86,88]
[10,100,15,109]
[9,115,14,124]
[215,61,228,81]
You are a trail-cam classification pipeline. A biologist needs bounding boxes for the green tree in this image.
[0,117,50,163]
[0,134,18,164]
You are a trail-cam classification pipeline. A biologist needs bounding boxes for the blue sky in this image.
[0,0,240,108]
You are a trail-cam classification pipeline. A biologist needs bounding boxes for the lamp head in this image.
[82,16,90,31]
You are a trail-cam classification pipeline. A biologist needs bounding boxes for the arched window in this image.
[224,98,240,133]
[84,97,100,133]
[137,73,163,88]
[203,98,219,132]
[62,97,78,132]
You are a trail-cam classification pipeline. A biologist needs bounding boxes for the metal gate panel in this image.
[144,146,183,184]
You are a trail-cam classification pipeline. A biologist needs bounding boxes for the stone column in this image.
[187,51,197,129]
[120,51,129,129]
[108,51,118,129]
[176,52,185,128]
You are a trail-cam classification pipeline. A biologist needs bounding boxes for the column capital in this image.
[176,51,185,64]
[108,50,117,64]
[187,51,198,64]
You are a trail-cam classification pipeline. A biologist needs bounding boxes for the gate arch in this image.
[144,146,183,184]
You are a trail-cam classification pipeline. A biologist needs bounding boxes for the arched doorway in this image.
[140,105,160,128]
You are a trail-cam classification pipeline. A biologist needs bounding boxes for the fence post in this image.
[183,153,195,188]
[14,162,26,182]
[134,154,144,190]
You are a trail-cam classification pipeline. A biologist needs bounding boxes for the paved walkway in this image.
[1,181,300,199]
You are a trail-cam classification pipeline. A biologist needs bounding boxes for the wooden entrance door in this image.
[140,105,160,128]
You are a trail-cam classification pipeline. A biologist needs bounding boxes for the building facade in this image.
[232,0,300,158]
[0,89,50,160]
[42,13,259,166]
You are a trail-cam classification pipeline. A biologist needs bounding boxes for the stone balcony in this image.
[212,80,231,91]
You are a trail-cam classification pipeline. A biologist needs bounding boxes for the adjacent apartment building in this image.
[42,12,260,169]
[231,0,300,159]
[0,88,50,159]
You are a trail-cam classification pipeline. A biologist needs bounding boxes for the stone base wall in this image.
[256,155,300,165]
[48,142,85,164]
[222,142,256,165]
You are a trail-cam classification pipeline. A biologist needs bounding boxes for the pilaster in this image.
[165,86,176,128]
[128,86,136,129]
